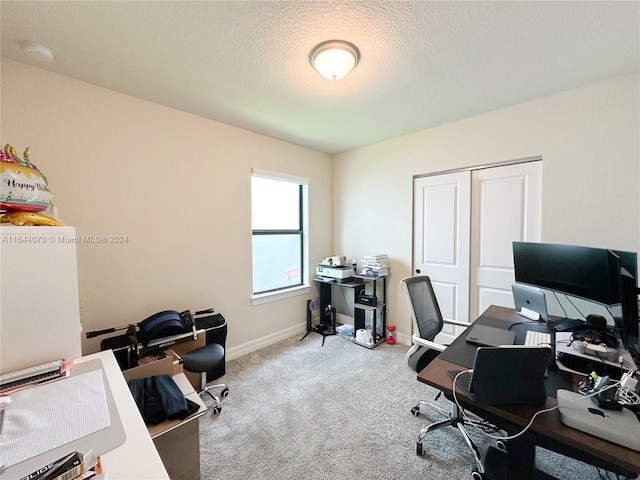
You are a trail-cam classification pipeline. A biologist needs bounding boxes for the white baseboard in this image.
[226,323,306,361]
[226,324,410,362]
[396,332,411,346]
[335,313,353,325]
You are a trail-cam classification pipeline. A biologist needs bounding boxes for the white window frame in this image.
[251,168,310,305]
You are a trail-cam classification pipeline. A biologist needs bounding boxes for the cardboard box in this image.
[123,357,207,480]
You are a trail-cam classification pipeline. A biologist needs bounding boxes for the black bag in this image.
[571,324,618,348]
[129,374,200,425]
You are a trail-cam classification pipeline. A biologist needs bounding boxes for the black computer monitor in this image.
[513,242,639,355]
[619,267,639,353]
[612,249,638,287]
[611,249,639,351]
[512,242,622,306]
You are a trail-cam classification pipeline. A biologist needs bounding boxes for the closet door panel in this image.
[413,160,542,341]
[470,162,542,320]
[413,171,471,344]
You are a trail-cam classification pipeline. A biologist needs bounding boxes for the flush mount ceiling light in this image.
[23,42,54,62]
[309,40,360,80]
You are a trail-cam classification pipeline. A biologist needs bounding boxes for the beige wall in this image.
[1,59,333,356]
[333,73,640,341]
[3,58,639,354]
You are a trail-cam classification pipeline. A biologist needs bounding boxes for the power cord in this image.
[507,320,541,331]
[615,388,640,406]
[340,287,354,317]
[451,369,630,442]
[615,370,640,406]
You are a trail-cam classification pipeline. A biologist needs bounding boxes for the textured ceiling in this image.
[1,1,639,154]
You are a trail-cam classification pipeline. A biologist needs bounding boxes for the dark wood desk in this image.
[417,305,640,479]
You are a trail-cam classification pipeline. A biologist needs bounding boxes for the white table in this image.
[76,350,170,479]
[1,351,169,480]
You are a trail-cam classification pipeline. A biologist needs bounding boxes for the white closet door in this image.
[412,160,542,342]
[469,161,542,320]
[413,171,471,344]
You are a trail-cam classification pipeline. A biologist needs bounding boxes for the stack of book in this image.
[360,254,390,278]
[20,450,102,480]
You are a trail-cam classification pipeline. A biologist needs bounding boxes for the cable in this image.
[615,387,640,406]
[615,371,640,405]
[340,287,354,317]
[451,369,627,442]
[507,320,541,331]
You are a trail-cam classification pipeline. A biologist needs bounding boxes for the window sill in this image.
[251,285,311,305]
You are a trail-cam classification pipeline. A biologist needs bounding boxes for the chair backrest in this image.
[400,275,444,341]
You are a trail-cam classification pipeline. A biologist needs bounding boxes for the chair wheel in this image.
[411,406,420,417]
[471,470,484,480]
[496,440,507,452]
[416,442,424,456]
[211,405,222,414]
[221,388,229,398]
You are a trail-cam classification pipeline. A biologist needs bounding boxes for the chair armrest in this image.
[412,334,446,353]
[443,319,472,328]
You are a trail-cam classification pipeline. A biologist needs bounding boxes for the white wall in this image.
[333,73,640,342]
[1,59,333,356]
[3,59,638,354]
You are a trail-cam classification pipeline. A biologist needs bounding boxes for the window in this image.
[251,170,308,296]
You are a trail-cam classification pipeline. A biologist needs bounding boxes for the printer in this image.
[315,264,354,280]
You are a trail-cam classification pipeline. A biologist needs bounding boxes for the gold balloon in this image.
[0,211,62,226]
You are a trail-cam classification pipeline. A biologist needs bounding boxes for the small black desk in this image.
[418,306,640,480]
[312,276,387,347]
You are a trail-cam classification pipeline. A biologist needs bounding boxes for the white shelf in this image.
[354,302,386,311]
[352,337,386,349]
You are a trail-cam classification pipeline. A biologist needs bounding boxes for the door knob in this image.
[415,269,421,274]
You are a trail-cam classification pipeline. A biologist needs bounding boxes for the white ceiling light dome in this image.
[309,40,360,80]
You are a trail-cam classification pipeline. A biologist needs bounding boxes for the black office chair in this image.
[401,275,486,478]
[179,344,229,414]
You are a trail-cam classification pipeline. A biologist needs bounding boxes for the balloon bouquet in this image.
[0,144,62,226]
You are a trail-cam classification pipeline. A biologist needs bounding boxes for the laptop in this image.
[449,346,552,405]
[512,283,549,322]
[557,389,640,451]
[465,324,516,347]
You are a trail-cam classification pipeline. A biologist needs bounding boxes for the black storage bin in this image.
[101,334,136,370]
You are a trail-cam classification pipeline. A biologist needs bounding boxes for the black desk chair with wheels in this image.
[401,275,486,478]
[179,344,229,414]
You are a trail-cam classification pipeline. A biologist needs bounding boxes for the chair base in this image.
[197,372,228,414]
[415,403,485,477]
[411,396,449,418]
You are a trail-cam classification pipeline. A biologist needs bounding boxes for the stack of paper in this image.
[361,254,390,277]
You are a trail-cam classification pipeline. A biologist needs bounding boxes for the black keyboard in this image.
[548,318,585,332]
[448,369,472,393]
